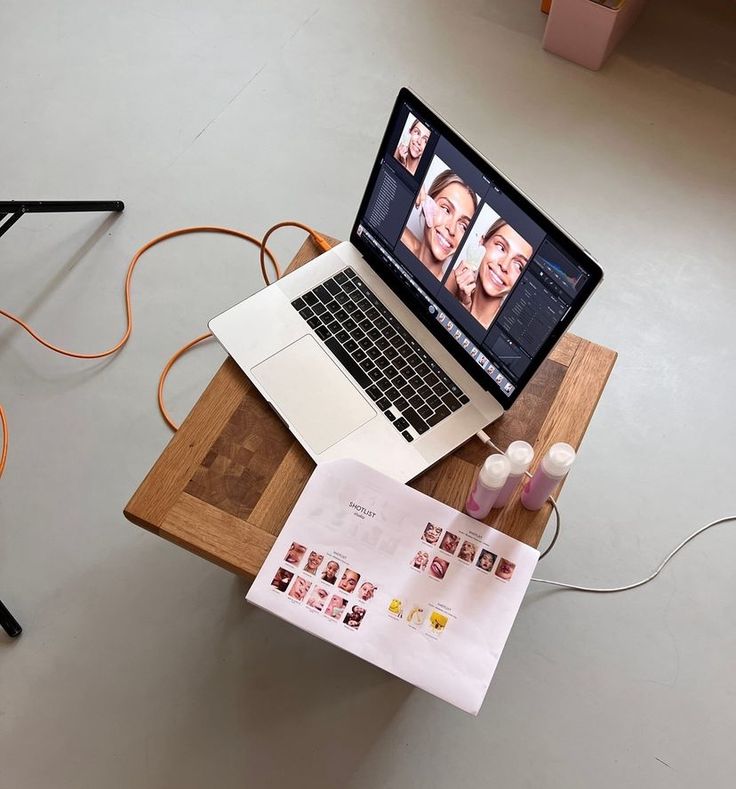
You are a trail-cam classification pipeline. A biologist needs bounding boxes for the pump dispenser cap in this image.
[505,440,534,475]
[478,454,511,490]
[541,442,576,479]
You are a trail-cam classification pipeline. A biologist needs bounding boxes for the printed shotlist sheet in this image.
[247,459,538,715]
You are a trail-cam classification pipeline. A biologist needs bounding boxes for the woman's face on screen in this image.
[409,122,430,159]
[477,224,532,298]
[424,184,474,263]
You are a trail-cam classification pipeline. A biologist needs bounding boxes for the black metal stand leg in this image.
[0,212,23,239]
[0,599,22,638]
[0,200,125,240]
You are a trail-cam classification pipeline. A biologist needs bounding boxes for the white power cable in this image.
[474,430,735,594]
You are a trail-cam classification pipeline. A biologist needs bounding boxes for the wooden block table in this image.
[125,235,617,575]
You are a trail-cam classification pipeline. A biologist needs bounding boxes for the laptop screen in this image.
[351,88,603,408]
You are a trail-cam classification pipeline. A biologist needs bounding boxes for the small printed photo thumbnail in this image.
[429,556,450,580]
[439,531,459,555]
[428,611,449,634]
[284,542,306,565]
[343,605,366,629]
[325,595,348,620]
[476,549,497,572]
[388,598,403,618]
[271,567,294,592]
[320,560,340,585]
[421,522,443,546]
[407,603,426,626]
[306,586,330,611]
[338,568,361,594]
[410,550,429,572]
[288,576,312,602]
[357,581,378,602]
[303,550,324,575]
[495,558,516,582]
[458,539,478,564]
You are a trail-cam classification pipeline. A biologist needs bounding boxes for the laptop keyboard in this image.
[291,267,469,442]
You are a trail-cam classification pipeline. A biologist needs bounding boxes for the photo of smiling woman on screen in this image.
[400,157,478,280]
[445,204,533,329]
[394,114,431,176]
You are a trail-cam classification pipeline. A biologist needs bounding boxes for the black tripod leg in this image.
[0,211,23,239]
[0,599,22,638]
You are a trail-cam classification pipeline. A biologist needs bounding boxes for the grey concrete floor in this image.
[1,1,735,787]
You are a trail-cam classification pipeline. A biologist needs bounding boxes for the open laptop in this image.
[209,88,603,482]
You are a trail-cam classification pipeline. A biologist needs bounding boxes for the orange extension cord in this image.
[0,221,332,479]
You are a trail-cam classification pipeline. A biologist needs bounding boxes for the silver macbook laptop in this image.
[209,88,603,482]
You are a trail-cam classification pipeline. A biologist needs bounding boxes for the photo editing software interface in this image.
[357,101,590,399]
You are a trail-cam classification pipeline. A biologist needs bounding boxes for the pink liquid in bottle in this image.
[520,442,576,511]
[465,454,510,520]
[493,440,534,509]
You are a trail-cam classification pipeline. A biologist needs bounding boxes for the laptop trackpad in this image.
[251,335,376,454]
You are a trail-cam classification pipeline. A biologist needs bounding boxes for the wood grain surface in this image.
[125,234,617,575]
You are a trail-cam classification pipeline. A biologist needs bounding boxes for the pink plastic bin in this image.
[543,0,648,70]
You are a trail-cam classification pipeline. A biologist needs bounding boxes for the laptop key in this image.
[335,292,350,305]
[425,372,439,387]
[384,410,396,422]
[408,374,423,389]
[334,271,349,284]
[366,347,381,360]
[459,393,470,404]
[442,392,461,411]
[394,417,409,432]
[315,326,331,341]
[367,327,381,341]
[375,338,389,351]
[368,367,383,382]
[344,339,358,354]
[292,297,306,311]
[313,302,327,315]
[426,394,442,410]
[366,385,382,401]
[376,397,391,411]
[394,397,409,412]
[353,348,366,362]
[324,280,341,296]
[358,337,372,350]
[386,387,400,401]
[417,403,433,420]
[343,318,357,332]
[402,407,429,434]
[303,292,318,306]
[401,430,414,442]
[335,330,350,343]
[334,309,348,322]
[307,316,322,330]
[409,394,423,410]
[426,406,450,427]
[384,347,398,361]
[417,384,432,400]
[313,285,330,302]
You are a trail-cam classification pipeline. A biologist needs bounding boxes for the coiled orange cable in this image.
[0,220,331,479]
